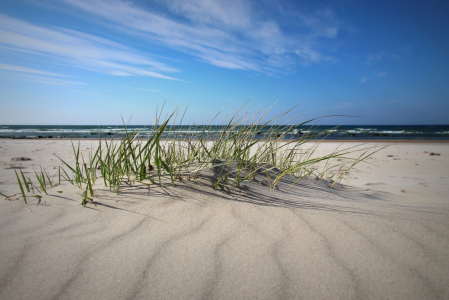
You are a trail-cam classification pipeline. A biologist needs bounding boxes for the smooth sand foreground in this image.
[0,140,448,299]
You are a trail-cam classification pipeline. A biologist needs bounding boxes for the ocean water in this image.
[0,125,448,140]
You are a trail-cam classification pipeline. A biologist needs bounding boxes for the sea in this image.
[0,125,448,141]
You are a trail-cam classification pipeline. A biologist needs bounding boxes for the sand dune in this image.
[0,140,448,299]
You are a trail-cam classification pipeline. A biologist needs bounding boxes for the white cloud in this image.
[56,0,342,73]
[336,102,353,109]
[298,8,340,38]
[28,79,84,85]
[0,63,62,76]
[0,70,85,85]
[360,72,387,83]
[367,53,382,65]
[0,13,180,80]
[126,87,158,92]
[166,0,253,29]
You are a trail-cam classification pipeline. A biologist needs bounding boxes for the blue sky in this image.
[0,0,448,125]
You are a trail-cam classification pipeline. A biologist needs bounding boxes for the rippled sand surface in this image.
[0,140,448,299]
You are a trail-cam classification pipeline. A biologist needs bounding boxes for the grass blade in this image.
[14,169,27,204]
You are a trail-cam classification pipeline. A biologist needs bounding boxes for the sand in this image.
[0,139,448,299]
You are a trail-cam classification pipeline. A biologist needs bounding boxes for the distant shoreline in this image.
[1,124,448,141]
[1,137,448,143]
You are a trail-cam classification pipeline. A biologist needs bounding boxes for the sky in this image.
[0,0,448,125]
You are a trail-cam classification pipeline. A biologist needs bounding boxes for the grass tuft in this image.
[15,102,385,206]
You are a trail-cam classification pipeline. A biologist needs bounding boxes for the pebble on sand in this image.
[11,157,32,161]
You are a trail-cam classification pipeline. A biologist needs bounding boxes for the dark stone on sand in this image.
[429,152,441,156]
[48,136,54,138]
[11,157,32,161]
[11,136,25,139]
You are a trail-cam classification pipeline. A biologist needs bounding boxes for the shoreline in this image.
[1,137,449,143]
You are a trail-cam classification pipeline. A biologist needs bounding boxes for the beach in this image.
[0,139,448,299]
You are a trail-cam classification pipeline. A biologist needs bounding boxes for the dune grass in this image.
[9,102,385,206]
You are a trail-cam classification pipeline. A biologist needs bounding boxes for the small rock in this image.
[387,155,394,157]
[11,157,32,161]
[429,152,440,156]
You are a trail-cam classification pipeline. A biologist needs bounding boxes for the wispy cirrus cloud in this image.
[0,63,62,76]
[0,13,180,80]
[336,102,353,109]
[367,53,382,65]
[0,62,86,85]
[126,87,158,92]
[0,70,85,85]
[361,71,387,83]
[55,0,343,74]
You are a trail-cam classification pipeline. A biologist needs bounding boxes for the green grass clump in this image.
[8,102,385,206]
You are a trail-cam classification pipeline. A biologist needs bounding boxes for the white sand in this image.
[0,139,448,299]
